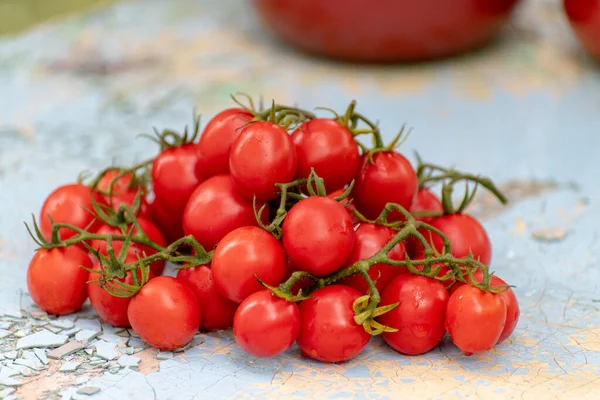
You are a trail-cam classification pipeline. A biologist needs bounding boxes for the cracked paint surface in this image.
[1,0,600,398]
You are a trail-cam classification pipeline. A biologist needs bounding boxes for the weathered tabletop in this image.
[1,0,600,399]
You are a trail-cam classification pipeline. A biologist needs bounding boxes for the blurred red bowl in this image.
[252,0,521,62]
[564,0,600,63]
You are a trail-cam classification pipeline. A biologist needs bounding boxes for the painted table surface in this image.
[1,0,600,398]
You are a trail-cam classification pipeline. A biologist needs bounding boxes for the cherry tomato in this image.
[450,271,519,344]
[150,199,184,244]
[283,259,316,295]
[282,196,355,276]
[564,0,600,63]
[182,175,268,251]
[445,284,506,355]
[229,121,297,201]
[39,184,105,241]
[252,0,520,62]
[151,143,203,228]
[410,188,443,223]
[212,226,286,303]
[414,213,492,265]
[297,285,370,363]
[27,246,91,315]
[96,169,140,195]
[327,189,360,225]
[405,255,456,287]
[88,256,156,328]
[292,119,360,192]
[196,108,254,179]
[176,265,238,331]
[341,224,406,294]
[90,217,167,276]
[378,275,449,355]
[128,276,201,351]
[233,290,300,357]
[353,152,418,221]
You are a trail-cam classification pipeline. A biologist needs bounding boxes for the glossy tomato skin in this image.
[212,227,287,303]
[88,257,156,328]
[410,188,443,223]
[252,0,520,62]
[564,0,600,62]
[353,152,418,221]
[233,290,300,357]
[39,184,105,241]
[445,285,506,355]
[297,285,370,363]
[176,265,238,331]
[327,189,360,225]
[229,121,297,202]
[152,144,203,225]
[150,199,184,244]
[341,224,406,294]
[27,246,91,315]
[282,196,355,277]
[450,271,519,344]
[106,190,152,221]
[196,108,254,179]
[90,218,167,276]
[182,175,268,251]
[379,275,449,355]
[292,119,360,192]
[415,214,492,266]
[127,276,201,351]
[96,169,138,195]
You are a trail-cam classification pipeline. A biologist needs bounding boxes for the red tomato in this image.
[196,108,254,179]
[450,271,519,344]
[96,169,140,196]
[353,152,418,221]
[410,188,443,223]
[252,0,520,62]
[564,0,600,63]
[88,256,156,328]
[445,285,506,355]
[282,196,355,277]
[107,190,152,220]
[327,189,360,225]
[150,199,184,245]
[182,175,268,251]
[39,184,105,241]
[212,227,287,303]
[378,275,449,355]
[127,276,201,351]
[292,119,360,192]
[90,218,167,276]
[414,214,492,266]
[27,246,91,315]
[297,285,370,363]
[341,224,406,294]
[151,143,203,226]
[283,259,316,295]
[233,290,300,357]
[229,121,297,201]
[404,255,456,287]
[176,265,238,331]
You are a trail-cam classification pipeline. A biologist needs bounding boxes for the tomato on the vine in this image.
[151,143,203,233]
[150,199,184,245]
[378,275,448,355]
[327,189,360,225]
[233,290,300,357]
[182,175,268,251]
[176,265,238,331]
[212,226,286,303]
[196,108,254,179]
[414,213,492,265]
[95,168,150,219]
[450,271,519,344]
[39,184,105,241]
[88,256,156,328]
[353,151,418,221]
[445,284,506,355]
[27,246,91,315]
[282,196,355,277]
[128,276,201,351]
[297,285,370,363]
[229,121,297,202]
[341,223,406,294]
[410,188,443,223]
[90,218,167,276]
[292,118,360,192]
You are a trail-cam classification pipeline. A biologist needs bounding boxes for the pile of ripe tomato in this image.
[26,97,519,363]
